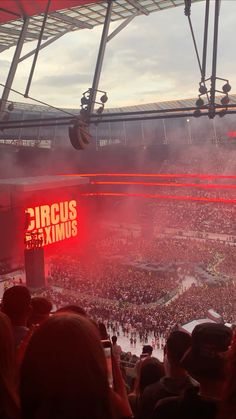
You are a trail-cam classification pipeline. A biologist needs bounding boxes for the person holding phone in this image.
[19,313,132,419]
[112,335,122,365]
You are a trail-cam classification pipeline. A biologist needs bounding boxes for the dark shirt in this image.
[152,393,219,419]
[139,375,199,419]
[13,325,29,347]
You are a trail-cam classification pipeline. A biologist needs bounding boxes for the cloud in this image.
[35,73,91,88]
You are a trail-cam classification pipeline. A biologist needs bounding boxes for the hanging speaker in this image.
[69,120,91,150]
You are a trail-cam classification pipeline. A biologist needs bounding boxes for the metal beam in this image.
[19,29,72,63]
[0,17,29,117]
[50,11,93,29]
[107,12,138,43]
[0,7,21,18]
[88,0,113,115]
[24,0,51,97]
[0,25,47,40]
[202,0,210,81]
[2,108,236,132]
[126,0,149,15]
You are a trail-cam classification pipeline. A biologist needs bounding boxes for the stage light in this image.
[195,97,204,107]
[91,180,236,190]
[96,105,104,114]
[71,173,236,179]
[221,95,230,105]
[218,109,227,118]
[7,102,14,111]
[199,85,207,95]
[193,109,201,117]
[222,82,231,93]
[81,96,89,106]
[100,93,108,103]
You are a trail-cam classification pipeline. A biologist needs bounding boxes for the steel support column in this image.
[201,0,210,82]
[88,0,113,115]
[0,17,29,116]
[209,0,220,117]
[24,0,51,97]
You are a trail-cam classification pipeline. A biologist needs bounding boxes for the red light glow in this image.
[227,131,236,138]
[65,173,236,180]
[91,181,236,190]
[81,192,236,204]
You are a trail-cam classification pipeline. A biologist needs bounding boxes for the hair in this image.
[20,313,113,419]
[112,335,117,344]
[138,358,164,395]
[28,297,52,326]
[219,330,236,419]
[0,312,20,419]
[142,345,153,355]
[2,286,31,324]
[56,304,87,316]
[98,322,109,340]
[166,330,192,364]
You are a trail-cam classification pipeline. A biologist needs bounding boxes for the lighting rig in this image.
[0,0,236,150]
[184,0,233,119]
[68,88,108,149]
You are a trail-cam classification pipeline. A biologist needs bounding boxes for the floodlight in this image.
[221,95,230,105]
[193,109,202,117]
[199,85,207,95]
[7,102,14,111]
[81,96,89,106]
[195,98,204,107]
[222,83,231,93]
[100,93,108,103]
[97,106,104,114]
[218,109,227,118]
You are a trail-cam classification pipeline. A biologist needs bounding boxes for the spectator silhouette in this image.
[1,286,31,347]
[220,328,236,419]
[28,296,52,327]
[128,357,164,418]
[139,330,197,419]
[112,335,122,365]
[153,323,232,419]
[20,313,132,419]
[0,312,20,419]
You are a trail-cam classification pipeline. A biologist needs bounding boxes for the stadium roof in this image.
[0,0,201,52]
[11,93,236,114]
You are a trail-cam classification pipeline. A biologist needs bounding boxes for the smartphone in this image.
[102,340,114,389]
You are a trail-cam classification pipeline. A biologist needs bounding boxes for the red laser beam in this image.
[81,192,236,204]
[91,181,236,190]
[63,173,236,180]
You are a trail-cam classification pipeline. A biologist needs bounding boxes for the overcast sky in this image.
[0,0,236,110]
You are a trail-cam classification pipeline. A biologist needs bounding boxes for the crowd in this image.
[0,142,235,418]
[49,258,179,305]
[0,283,236,419]
[144,200,236,236]
[101,195,236,237]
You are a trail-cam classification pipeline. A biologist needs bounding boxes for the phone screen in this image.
[102,340,114,389]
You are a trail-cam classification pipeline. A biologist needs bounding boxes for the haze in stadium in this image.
[0,1,236,418]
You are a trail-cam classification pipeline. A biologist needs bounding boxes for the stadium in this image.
[0,1,236,419]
